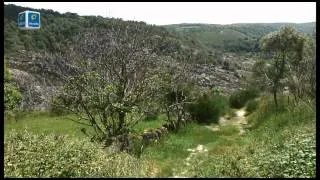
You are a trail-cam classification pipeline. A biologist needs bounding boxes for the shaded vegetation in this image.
[229,87,259,108]
[187,92,228,124]
[245,99,259,113]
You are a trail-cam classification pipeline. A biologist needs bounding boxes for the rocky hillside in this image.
[4,4,241,109]
[5,4,314,110]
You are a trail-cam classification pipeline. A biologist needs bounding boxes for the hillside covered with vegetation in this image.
[164,22,315,53]
[4,4,316,178]
[4,4,212,64]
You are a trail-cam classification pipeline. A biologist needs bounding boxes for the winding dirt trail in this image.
[171,108,250,178]
[205,107,248,135]
[172,144,209,178]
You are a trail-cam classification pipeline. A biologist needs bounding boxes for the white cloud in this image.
[4,2,316,25]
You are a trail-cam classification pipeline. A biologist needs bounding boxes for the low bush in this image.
[49,97,69,116]
[4,83,23,111]
[229,88,259,109]
[245,99,259,113]
[187,92,228,124]
[4,58,23,111]
[4,130,153,178]
[144,109,159,121]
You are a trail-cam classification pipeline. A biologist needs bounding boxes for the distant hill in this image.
[4,4,233,109]
[4,4,315,60]
[163,22,315,53]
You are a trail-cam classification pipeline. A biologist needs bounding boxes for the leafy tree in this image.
[259,26,311,107]
[286,35,315,100]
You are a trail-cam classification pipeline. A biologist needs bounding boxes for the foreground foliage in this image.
[4,130,153,178]
[173,96,315,178]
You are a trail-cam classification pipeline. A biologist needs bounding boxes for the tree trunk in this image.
[273,89,278,108]
[118,111,125,134]
[166,106,171,122]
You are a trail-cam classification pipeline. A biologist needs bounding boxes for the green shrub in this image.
[144,108,159,121]
[4,110,15,121]
[5,83,23,111]
[229,88,259,109]
[187,93,228,124]
[4,58,23,111]
[4,130,153,178]
[245,99,259,113]
[49,97,69,116]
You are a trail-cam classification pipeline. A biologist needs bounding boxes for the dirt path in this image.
[205,107,248,135]
[171,108,250,178]
[172,144,209,178]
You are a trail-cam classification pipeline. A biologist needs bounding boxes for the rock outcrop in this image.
[190,64,241,95]
[8,50,252,109]
[8,51,79,109]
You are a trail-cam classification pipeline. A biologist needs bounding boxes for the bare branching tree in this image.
[54,21,165,147]
[156,56,196,130]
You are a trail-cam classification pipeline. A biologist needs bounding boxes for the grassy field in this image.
[4,110,241,177]
[4,112,91,138]
[4,95,316,178]
[4,111,167,137]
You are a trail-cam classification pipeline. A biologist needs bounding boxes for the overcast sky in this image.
[4,2,316,25]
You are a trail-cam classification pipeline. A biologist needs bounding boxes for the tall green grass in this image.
[141,122,241,177]
[4,111,92,138]
[133,114,167,133]
[5,111,168,137]
[4,94,315,178]
[175,95,316,178]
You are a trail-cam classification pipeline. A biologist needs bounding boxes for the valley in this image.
[4,3,316,178]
